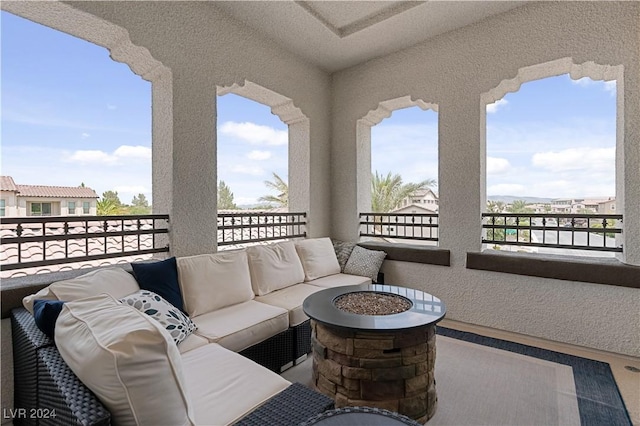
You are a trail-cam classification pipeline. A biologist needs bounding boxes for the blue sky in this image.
[2,11,616,205]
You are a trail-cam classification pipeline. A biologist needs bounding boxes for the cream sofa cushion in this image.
[181,344,290,425]
[307,273,372,288]
[256,284,323,327]
[23,268,139,314]
[178,333,209,354]
[55,294,194,426]
[295,238,341,281]
[247,242,305,296]
[192,300,288,352]
[177,251,254,317]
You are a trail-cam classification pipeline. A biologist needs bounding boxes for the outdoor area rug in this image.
[283,327,632,426]
[432,327,632,426]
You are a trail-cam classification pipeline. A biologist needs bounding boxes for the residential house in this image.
[0,176,98,217]
[397,188,439,213]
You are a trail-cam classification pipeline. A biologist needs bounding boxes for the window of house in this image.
[83,202,90,214]
[68,201,76,215]
[485,73,617,256]
[0,199,5,217]
[31,202,52,216]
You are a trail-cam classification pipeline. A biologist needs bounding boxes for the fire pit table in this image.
[302,284,446,424]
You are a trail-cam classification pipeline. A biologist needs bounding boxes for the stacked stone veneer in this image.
[311,320,437,423]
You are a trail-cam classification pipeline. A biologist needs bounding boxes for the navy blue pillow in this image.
[33,300,65,339]
[131,257,185,313]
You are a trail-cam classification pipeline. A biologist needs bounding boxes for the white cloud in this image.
[69,150,118,164]
[531,147,615,172]
[81,132,90,139]
[231,165,264,176]
[220,121,287,146]
[571,77,593,87]
[107,104,117,110]
[486,99,508,114]
[67,145,151,165]
[604,80,616,95]
[487,183,526,195]
[486,157,511,175]
[113,145,152,160]
[247,150,272,161]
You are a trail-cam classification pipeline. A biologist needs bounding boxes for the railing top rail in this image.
[217,212,306,218]
[0,214,170,224]
[482,213,622,219]
[359,212,438,218]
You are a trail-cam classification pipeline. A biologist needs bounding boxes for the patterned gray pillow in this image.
[120,290,197,346]
[332,239,356,272]
[343,245,386,282]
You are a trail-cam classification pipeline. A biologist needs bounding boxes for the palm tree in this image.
[97,198,120,216]
[508,199,532,213]
[259,172,288,208]
[371,171,435,213]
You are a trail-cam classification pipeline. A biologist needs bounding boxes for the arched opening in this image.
[357,96,439,245]
[481,58,624,259]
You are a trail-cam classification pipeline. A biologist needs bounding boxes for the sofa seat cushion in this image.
[178,333,209,354]
[192,300,288,352]
[307,273,371,288]
[177,251,254,317]
[247,242,305,296]
[255,284,324,327]
[55,294,194,426]
[295,238,341,281]
[23,267,139,314]
[181,344,290,425]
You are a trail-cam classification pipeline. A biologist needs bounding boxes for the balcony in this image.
[1,1,639,425]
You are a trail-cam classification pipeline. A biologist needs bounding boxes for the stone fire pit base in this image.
[311,320,437,423]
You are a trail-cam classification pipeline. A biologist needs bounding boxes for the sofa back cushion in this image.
[247,242,305,296]
[295,238,341,281]
[177,251,254,317]
[55,294,194,426]
[22,268,139,314]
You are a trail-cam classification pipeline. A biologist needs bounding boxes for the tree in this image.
[217,181,238,210]
[102,190,122,207]
[259,173,288,208]
[371,171,435,213]
[131,193,149,208]
[507,199,533,213]
[487,200,505,213]
[79,182,86,188]
[97,198,120,216]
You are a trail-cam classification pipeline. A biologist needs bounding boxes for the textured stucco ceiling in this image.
[213,1,529,72]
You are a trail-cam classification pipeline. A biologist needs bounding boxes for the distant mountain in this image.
[487,195,553,204]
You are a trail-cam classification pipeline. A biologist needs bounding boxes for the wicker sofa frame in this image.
[11,307,332,426]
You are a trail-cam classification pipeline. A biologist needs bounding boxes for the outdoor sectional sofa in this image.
[12,237,385,425]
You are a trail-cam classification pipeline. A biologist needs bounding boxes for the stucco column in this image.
[620,64,640,265]
[168,72,218,257]
[438,99,483,264]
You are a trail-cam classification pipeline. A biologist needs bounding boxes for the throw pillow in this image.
[331,239,356,272]
[132,257,185,313]
[295,238,341,281]
[120,290,197,345]
[55,294,195,426]
[33,299,65,339]
[344,245,387,282]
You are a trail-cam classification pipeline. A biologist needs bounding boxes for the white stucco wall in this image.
[331,2,640,356]
[63,1,333,256]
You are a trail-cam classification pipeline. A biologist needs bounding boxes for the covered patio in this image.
[1,1,639,424]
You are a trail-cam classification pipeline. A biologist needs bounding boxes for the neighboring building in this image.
[549,197,615,214]
[598,198,617,214]
[0,176,98,217]
[398,188,439,212]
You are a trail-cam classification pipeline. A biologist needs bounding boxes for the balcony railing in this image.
[0,215,170,273]
[482,213,623,252]
[359,213,438,242]
[217,212,306,247]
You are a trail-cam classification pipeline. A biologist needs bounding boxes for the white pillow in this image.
[55,294,195,426]
[247,242,305,296]
[177,251,254,317]
[295,238,341,281]
[22,268,139,314]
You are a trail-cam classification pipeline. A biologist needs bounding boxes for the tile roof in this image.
[0,176,18,192]
[15,184,99,199]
